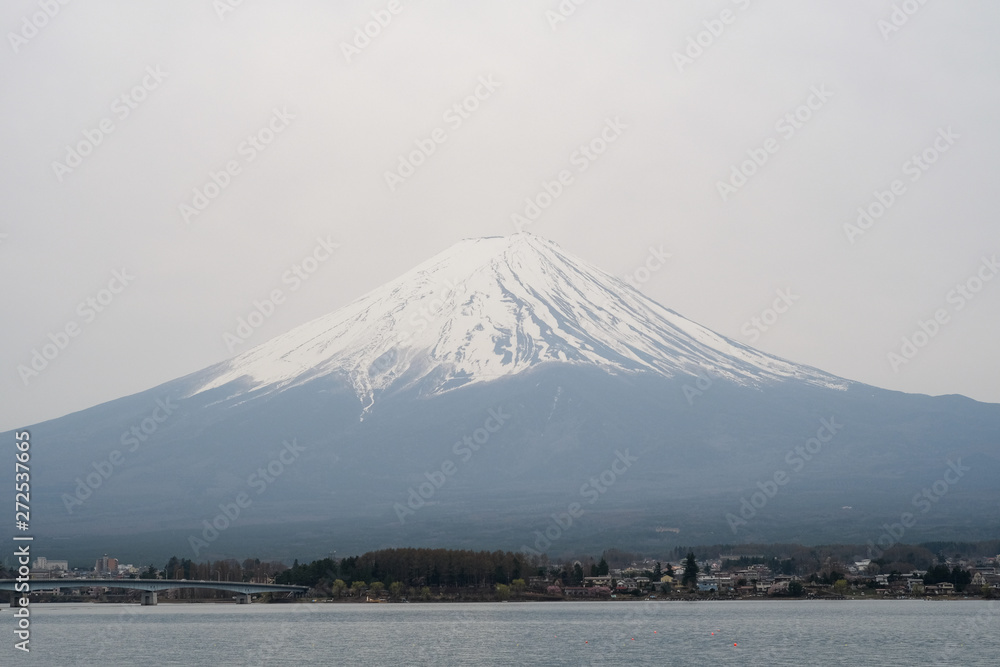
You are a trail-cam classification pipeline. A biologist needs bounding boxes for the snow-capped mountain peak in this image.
[191,233,846,408]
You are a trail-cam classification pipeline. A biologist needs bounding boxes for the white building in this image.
[32,557,69,571]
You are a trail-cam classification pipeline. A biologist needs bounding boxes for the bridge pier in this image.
[236,593,251,604]
[140,591,158,606]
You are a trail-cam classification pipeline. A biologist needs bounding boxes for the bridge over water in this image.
[0,579,308,605]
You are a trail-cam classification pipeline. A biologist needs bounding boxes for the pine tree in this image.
[682,552,699,588]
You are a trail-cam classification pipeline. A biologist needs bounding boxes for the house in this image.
[768,580,790,595]
[697,576,719,592]
[970,572,999,589]
[584,576,612,587]
[616,578,638,591]
[733,566,773,588]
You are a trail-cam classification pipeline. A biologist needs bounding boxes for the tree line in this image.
[275,548,531,589]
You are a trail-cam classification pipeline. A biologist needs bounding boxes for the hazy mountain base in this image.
[7,362,1000,565]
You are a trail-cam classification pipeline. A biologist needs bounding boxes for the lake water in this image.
[7,600,999,665]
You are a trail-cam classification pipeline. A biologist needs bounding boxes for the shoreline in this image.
[8,595,993,606]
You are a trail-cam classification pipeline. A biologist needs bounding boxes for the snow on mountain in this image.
[190,233,847,409]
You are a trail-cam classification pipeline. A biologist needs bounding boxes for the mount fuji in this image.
[7,234,1000,563]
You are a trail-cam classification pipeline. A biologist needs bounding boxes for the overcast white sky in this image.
[2,0,998,431]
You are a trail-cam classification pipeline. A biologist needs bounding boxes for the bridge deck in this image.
[0,579,308,595]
